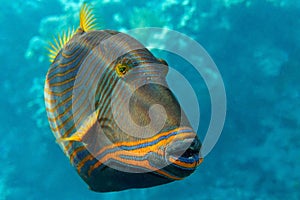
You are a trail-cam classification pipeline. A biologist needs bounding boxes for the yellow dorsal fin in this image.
[57,109,100,143]
[47,4,98,63]
[79,3,98,32]
[47,27,76,62]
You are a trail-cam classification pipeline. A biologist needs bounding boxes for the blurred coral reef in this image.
[0,0,299,199]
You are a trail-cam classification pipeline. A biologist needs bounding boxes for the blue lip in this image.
[165,135,201,166]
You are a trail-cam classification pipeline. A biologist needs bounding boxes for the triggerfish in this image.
[44,4,203,192]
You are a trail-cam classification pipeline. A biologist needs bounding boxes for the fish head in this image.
[100,50,203,179]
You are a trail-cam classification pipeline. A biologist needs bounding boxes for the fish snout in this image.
[165,132,202,169]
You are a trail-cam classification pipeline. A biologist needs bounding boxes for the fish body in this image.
[45,4,202,192]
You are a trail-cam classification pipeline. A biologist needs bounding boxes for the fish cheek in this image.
[98,115,138,144]
[128,93,151,127]
[127,83,188,131]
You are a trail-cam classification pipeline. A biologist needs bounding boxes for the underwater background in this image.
[0,0,299,199]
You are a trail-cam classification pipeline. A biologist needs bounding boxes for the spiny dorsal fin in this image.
[47,4,98,63]
[79,3,98,32]
[47,27,76,62]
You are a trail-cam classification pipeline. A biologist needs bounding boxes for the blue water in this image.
[1,0,299,199]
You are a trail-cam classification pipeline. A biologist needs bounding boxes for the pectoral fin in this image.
[57,109,100,143]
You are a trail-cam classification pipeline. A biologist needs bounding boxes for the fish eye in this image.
[115,63,129,77]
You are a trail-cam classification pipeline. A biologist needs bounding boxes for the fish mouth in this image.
[165,131,202,170]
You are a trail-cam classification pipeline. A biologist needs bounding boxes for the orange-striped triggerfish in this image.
[44,4,203,192]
